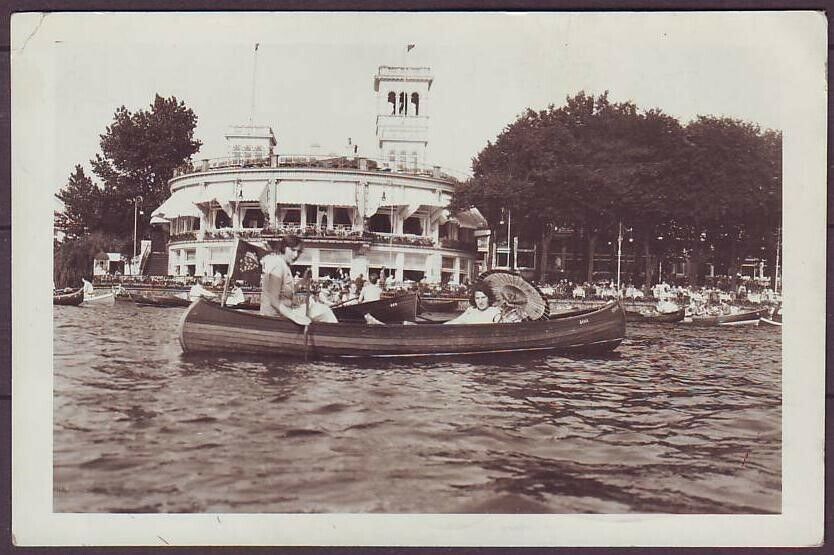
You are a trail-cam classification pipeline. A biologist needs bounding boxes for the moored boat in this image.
[53,288,84,306]
[687,307,769,327]
[132,293,191,308]
[625,308,686,323]
[179,298,626,358]
[760,305,782,327]
[85,291,115,303]
[331,292,418,323]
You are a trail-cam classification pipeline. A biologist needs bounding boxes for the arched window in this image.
[410,151,418,169]
[387,91,396,115]
[232,145,241,163]
[243,145,252,161]
[398,92,407,115]
[388,150,396,163]
[398,150,407,170]
[411,92,420,116]
[254,145,264,160]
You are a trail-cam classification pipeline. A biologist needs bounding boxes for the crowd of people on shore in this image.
[94,271,780,310]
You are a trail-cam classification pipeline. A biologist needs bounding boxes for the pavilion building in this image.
[150,65,485,284]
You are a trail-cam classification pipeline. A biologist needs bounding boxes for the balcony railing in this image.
[172,154,468,182]
[167,226,461,251]
[440,238,477,252]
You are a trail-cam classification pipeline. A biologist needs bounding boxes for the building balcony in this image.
[171,154,467,182]
[167,226,474,252]
[440,238,477,253]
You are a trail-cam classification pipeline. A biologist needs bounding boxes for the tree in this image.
[453,92,685,283]
[91,94,202,236]
[53,231,129,288]
[54,165,103,239]
[671,117,782,287]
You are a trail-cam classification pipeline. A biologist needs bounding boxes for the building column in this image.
[232,204,241,229]
[311,248,320,279]
[300,204,307,227]
[451,257,461,284]
[395,252,405,282]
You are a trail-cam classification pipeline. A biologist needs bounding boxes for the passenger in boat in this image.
[444,283,503,325]
[261,235,338,325]
[357,274,383,303]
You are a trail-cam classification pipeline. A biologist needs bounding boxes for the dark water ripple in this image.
[53,302,781,514]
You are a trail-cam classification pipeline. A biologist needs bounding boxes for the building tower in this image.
[224,125,277,164]
[374,65,433,170]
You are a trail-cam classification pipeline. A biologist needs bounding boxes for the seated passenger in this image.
[444,283,503,325]
[260,235,338,325]
[357,274,383,303]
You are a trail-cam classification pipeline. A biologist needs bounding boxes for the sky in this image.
[10,11,820,205]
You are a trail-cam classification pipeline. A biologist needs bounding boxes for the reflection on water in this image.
[53,302,781,513]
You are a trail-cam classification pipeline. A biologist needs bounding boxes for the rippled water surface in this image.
[54,301,781,513]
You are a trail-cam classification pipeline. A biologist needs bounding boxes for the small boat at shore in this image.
[331,292,418,323]
[53,288,84,306]
[687,307,769,327]
[625,308,686,323]
[760,305,782,327]
[179,298,626,358]
[85,291,115,303]
[132,293,191,308]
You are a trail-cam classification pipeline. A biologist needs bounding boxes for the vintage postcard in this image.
[11,11,825,547]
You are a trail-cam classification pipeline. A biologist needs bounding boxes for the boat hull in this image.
[180,299,626,358]
[331,293,418,323]
[53,288,84,306]
[688,308,769,327]
[133,293,192,307]
[625,308,685,323]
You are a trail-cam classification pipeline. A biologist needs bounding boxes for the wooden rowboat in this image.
[179,298,626,358]
[331,292,418,323]
[132,293,191,308]
[625,308,686,323]
[53,288,84,306]
[687,307,769,327]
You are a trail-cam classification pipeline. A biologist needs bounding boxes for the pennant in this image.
[406,44,415,52]
[227,238,269,289]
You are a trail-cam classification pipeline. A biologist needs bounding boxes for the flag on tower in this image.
[255,43,260,51]
[407,44,415,52]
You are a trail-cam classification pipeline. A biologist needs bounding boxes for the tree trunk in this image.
[728,239,739,291]
[585,229,597,282]
[642,229,655,287]
[687,245,703,286]
[486,230,495,271]
[537,231,552,283]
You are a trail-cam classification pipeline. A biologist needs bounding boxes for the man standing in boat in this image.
[261,235,338,325]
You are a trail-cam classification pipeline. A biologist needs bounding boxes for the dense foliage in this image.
[54,94,201,285]
[451,92,782,286]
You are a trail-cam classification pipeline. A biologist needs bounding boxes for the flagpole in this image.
[249,43,260,126]
[221,238,241,307]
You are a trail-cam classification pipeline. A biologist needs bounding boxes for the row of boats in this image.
[54,280,781,359]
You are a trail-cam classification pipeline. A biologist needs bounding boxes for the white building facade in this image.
[152,65,484,284]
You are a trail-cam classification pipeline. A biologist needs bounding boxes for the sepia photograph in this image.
[11,10,825,547]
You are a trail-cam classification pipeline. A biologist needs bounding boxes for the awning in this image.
[277,181,356,206]
[150,216,170,224]
[438,207,488,229]
[451,207,488,229]
[152,189,203,219]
